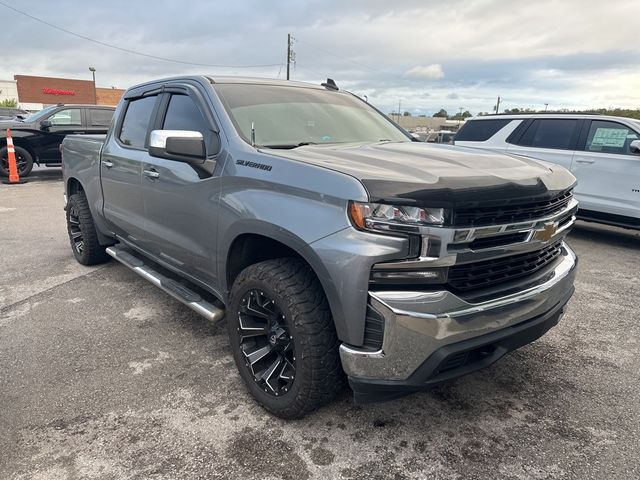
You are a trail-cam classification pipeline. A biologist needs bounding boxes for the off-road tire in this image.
[66,192,110,265]
[227,258,344,419]
[0,145,34,177]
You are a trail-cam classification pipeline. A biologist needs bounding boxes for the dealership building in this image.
[0,75,125,110]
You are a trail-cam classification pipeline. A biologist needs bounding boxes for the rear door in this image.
[571,119,640,218]
[506,118,582,170]
[101,92,161,242]
[86,107,115,134]
[38,107,84,161]
[140,84,222,286]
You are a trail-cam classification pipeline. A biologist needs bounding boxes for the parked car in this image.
[0,107,28,121]
[62,76,577,418]
[455,114,640,229]
[0,104,115,177]
[426,130,456,144]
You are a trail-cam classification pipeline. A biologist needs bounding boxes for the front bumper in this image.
[339,242,577,403]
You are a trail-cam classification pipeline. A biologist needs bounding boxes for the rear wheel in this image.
[227,258,344,419]
[0,145,34,177]
[66,192,110,265]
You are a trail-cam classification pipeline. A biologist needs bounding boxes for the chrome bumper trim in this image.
[339,243,577,381]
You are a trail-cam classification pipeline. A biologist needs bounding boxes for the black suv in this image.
[0,104,115,177]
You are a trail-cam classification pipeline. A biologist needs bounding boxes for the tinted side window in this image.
[162,94,210,144]
[517,119,578,150]
[584,120,639,155]
[48,108,82,126]
[119,96,157,148]
[454,119,511,141]
[89,109,114,127]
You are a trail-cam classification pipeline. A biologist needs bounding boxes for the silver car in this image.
[455,114,640,229]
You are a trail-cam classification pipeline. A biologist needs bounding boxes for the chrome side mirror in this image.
[630,139,640,154]
[149,130,206,164]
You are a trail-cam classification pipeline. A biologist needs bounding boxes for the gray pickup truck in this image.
[62,76,578,418]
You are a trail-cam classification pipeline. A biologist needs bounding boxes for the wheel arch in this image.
[66,176,85,196]
[222,223,348,342]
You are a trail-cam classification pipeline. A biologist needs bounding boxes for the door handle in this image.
[575,159,595,164]
[102,160,114,168]
[143,169,160,179]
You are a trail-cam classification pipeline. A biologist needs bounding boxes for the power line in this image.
[294,37,378,72]
[0,1,282,69]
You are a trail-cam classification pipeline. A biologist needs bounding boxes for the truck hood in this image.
[266,142,576,208]
[0,120,28,129]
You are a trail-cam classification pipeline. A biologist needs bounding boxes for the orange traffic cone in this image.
[2,128,27,184]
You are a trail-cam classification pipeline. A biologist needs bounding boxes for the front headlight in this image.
[348,201,447,233]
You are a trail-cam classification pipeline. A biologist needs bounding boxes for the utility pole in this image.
[286,34,291,80]
[544,103,549,112]
[495,95,501,114]
[397,100,402,126]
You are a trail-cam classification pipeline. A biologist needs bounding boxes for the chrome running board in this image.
[106,245,225,322]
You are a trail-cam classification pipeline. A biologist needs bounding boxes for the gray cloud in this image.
[0,0,638,114]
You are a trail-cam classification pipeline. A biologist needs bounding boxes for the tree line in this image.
[391,107,640,120]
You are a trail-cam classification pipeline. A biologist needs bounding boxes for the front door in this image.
[140,90,222,287]
[572,119,640,217]
[39,107,84,161]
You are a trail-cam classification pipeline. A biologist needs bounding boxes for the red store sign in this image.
[42,88,75,96]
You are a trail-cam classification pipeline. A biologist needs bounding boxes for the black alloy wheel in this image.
[237,289,296,397]
[67,203,84,255]
[0,146,33,177]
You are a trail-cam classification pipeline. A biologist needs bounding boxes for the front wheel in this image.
[227,258,344,419]
[66,192,110,265]
[0,145,34,177]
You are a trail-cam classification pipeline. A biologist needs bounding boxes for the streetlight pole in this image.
[89,67,96,104]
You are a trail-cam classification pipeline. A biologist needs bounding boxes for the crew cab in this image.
[0,104,115,177]
[61,76,578,418]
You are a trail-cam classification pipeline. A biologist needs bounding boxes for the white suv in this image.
[455,114,640,229]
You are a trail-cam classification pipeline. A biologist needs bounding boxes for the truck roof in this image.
[125,75,329,94]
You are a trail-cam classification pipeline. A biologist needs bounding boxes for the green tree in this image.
[0,99,18,108]
[403,111,412,116]
[433,109,448,118]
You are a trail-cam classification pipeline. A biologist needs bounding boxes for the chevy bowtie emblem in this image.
[533,222,558,242]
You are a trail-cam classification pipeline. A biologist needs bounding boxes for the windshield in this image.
[215,84,409,148]
[24,105,59,123]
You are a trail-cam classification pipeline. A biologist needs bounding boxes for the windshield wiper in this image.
[262,142,318,150]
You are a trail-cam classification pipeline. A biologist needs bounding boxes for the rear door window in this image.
[516,119,579,150]
[455,119,511,141]
[89,109,114,127]
[584,120,639,155]
[119,96,157,148]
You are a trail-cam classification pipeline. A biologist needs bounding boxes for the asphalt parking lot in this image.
[1,168,639,480]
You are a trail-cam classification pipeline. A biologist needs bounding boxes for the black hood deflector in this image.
[267,142,576,208]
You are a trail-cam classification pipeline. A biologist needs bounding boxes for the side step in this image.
[106,245,225,322]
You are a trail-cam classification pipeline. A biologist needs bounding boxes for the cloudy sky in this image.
[1,0,639,115]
